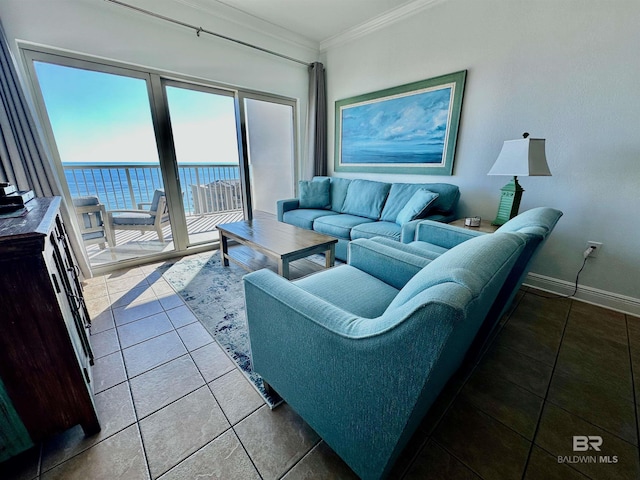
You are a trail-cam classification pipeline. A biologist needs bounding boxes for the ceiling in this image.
[213,0,417,44]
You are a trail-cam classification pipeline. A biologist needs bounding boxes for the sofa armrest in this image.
[400,219,423,243]
[415,220,486,248]
[276,198,299,221]
[348,238,431,289]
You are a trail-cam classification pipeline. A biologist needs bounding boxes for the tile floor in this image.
[1,259,640,480]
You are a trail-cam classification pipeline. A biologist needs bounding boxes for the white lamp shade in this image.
[488,138,551,176]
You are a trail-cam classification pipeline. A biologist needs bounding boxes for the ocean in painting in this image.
[340,85,452,165]
[341,144,443,164]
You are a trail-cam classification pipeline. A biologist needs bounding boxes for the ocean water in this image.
[64,164,240,213]
[341,145,444,164]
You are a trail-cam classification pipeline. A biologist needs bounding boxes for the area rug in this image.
[161,251,309,408]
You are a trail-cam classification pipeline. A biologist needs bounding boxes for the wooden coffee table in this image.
[216,214,337,279]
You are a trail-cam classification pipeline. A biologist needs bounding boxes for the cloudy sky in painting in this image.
[341,86,452,154]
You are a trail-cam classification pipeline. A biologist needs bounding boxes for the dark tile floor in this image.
[1,258,639,480]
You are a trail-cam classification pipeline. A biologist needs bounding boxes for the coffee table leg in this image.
[220,233,229,266]
[325,244,336,268]
[278,259,290,279]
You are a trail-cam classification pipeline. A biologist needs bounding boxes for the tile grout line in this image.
[276,438,323,480]
[519,297,579,480]
[229,410,267,480]
[181,311,267,478]
[129,286,201,480]
[38,270,203,478]
[103,271,164,480]
[99,278,155,480]
[155,261,310,479]
[427,291,569,479]
[141,272,264,479]
[398,292,529,479]
[38,287,135,477]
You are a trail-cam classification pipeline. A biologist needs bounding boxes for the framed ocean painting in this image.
[334,70,466,175]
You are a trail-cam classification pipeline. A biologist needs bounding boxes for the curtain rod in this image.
[104,0,311,67]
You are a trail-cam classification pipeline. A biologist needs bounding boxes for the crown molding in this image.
[168,0,319,57]
[320,0,447,52]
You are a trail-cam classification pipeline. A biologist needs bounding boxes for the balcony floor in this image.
[85,210,244,267]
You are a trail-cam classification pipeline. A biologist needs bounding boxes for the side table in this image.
[448,218,499,234]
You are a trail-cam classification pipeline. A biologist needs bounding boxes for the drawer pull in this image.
[51,273,61,293]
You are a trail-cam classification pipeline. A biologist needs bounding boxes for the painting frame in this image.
[334,70,466,175]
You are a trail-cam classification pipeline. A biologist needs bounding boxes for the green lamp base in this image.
[491,176,524,226]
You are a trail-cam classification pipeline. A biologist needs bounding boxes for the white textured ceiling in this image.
[213,0,416,43]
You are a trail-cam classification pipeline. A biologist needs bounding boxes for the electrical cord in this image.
[527,255,590,300]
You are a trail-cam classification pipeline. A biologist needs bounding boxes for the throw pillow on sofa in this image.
[395,189,439,225]
[299,178,331,209]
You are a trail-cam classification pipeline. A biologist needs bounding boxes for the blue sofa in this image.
[367,207,563,357]
[277,176,460,261]
[244,232,526,479]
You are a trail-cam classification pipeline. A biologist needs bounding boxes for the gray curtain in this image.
[307,62,327,177]
[0,20,91,277]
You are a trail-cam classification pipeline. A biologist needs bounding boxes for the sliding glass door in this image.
[31,60,174,266]
[163,82,243,246]
[23,47,297,271]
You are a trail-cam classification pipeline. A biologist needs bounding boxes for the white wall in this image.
[323,0,640,311]
[0,0,317,179]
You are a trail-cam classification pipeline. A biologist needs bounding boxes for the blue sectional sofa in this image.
[277,176,460,261]
[244,232,527,479]
[367,206,563,358]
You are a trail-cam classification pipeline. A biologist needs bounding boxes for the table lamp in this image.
[488,132,551,226]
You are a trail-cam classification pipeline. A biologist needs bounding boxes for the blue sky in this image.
[34,62,239,164]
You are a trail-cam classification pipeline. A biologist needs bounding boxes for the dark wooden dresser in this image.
[0,197,100,462]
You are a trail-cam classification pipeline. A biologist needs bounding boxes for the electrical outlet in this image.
[585,241,602,258]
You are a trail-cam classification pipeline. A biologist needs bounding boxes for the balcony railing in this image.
[63,162,243,215]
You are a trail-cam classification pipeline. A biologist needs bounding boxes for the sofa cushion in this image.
[395,189,439,225]
[299,178,331,209]
[313,214,374,239]
[341,179,391,220]
[329,177,351,212]
[423,183,461,215]
[294,265,399,318]
[283,209,339,230]
[351,221,401,241]
[380,183,458,222]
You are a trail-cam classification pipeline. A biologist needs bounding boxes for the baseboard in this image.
[524,273,640,317]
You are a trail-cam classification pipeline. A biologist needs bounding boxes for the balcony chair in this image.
[71,196,111,249]
[244,232,527,479]
[106,189,170,246]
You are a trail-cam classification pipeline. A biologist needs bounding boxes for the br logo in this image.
[573,435,603,452]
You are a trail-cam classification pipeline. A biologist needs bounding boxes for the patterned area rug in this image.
[160,251,286,407]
